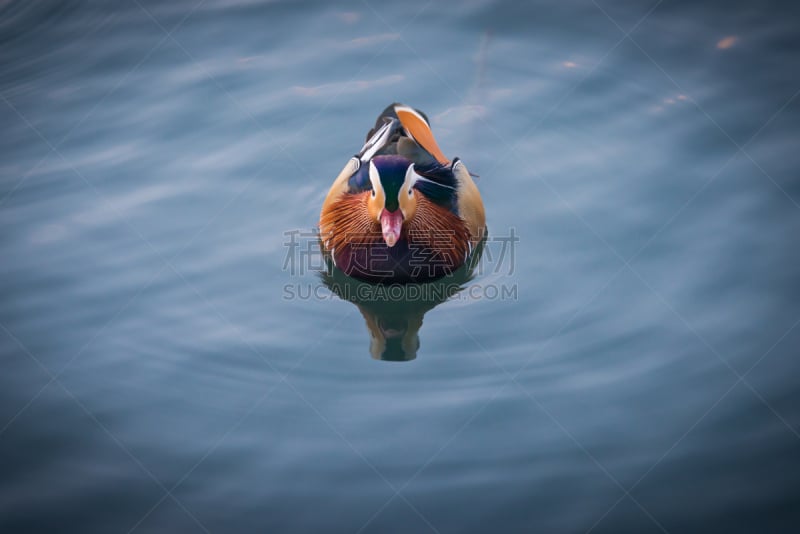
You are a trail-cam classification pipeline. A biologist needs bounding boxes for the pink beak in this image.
[380,209,403,247]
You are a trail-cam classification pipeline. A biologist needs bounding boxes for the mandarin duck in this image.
[320,103,486,283]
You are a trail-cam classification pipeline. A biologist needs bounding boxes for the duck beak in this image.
[380,209,403,247]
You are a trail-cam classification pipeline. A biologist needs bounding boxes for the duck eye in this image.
[371,189,376,198]
[408,188,413,196]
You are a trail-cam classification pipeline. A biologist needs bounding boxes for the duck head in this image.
[366,155,420,247]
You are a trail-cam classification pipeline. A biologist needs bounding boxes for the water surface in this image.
[1,0,799,532]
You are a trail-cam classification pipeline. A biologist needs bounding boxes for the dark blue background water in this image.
[1,1,799,532]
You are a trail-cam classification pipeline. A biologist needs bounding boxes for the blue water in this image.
[2,1,799,532]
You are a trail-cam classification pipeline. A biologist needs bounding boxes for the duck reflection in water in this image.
[319,239,484,361]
